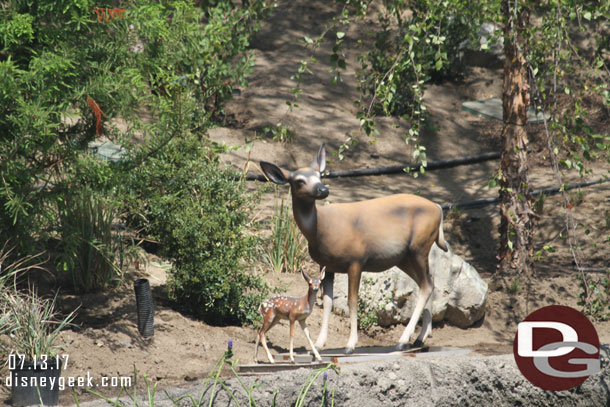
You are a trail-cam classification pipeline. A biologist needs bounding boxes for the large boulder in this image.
[332,242,488,328]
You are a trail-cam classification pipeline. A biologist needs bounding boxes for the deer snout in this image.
[314,184,329,199]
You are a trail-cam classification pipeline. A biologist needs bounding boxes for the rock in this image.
[332,242,488,328]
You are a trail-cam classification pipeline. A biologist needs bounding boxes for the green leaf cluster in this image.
[0,0,270,310]
[126,134,268,326]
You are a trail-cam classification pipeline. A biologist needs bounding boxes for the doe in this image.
[254,269,325,364]
[260,144,448,353]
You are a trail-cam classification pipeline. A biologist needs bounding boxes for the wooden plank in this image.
[241,347,471,374]
[238,362,329,374]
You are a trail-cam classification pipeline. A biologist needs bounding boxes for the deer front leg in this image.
[315,271,334,349]
[289,319,296,363]
[346,263,362,354]
[299,320,322,362]
[260,331,275,364]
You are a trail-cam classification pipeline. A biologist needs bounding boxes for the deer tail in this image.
[436,204,449,252]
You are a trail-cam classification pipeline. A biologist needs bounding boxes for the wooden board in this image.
[239,345,467,374]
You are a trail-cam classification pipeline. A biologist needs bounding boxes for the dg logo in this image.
[513,305,601,391]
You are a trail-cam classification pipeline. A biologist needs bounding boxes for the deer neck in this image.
[292,195,318,245]
[305,286,317,313]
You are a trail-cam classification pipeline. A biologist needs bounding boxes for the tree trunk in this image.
[497,0,534,275]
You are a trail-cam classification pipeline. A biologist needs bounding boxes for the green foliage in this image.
[533,192,546,215]
[578,270,610,321]
[350,0,486,170]
[264,122,296,143]
[126,134,268,326]
[2,289,76,360]
[527,1,610,178]
[56,188,124,292]
[357,276,384,331]
[508,278,522,294]
[0,0,269,295]
[0,247,75,359]
[359,0,477,116]
[263,193,308,273]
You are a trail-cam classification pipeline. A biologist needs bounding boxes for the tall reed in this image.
[3,288,76,360]
[57,190,123,292]
[263,193,307,273]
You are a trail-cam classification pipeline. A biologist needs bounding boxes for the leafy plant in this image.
[263,193,308,273]
[508,278,522,295]
[126,134,268,326]
[0,0,270,283]
[578,270,610,321]
[357,276,384,331]
[264,122,296,143]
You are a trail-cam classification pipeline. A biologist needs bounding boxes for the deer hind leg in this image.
[397,253,434,350]
[289,319,296,363]
[315,270,334,349]
[299,319,322,362]
[346,262,362,353]
[415,292,433,346]
[258,315,279,364]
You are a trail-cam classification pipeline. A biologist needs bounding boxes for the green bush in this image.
[0,0,269,294]
[127,135,268,326]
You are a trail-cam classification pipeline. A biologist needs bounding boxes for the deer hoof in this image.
[412,339,424,348]
[344,347,354,355]
[395,342,409,351]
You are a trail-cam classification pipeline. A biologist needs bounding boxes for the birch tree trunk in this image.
[497,0,535,275]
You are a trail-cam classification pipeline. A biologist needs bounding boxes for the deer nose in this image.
[315,184,329,199]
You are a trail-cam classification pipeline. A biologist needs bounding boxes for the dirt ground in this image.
[2,1,610,405]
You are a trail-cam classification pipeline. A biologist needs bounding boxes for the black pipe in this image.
[246,151,501,181]
[441,178,608,211]
[134,279,155,338]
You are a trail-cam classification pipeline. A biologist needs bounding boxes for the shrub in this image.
[0,0,269,289]
[127,135,268,326]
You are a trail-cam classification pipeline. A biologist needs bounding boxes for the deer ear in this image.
[260,161,291,185]
[301,269,311,282]
[311,144,326,173]
[319,266,326,281]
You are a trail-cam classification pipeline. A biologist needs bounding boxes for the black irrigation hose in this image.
[441,178,609,211]
[246,151,501,182]
[245,149,606,211]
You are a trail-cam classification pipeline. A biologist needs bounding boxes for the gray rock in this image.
[333,242,488,328]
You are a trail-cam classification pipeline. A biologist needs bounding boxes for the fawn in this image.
[254,269,325,364]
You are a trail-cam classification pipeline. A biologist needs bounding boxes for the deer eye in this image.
[295,179,306,186]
